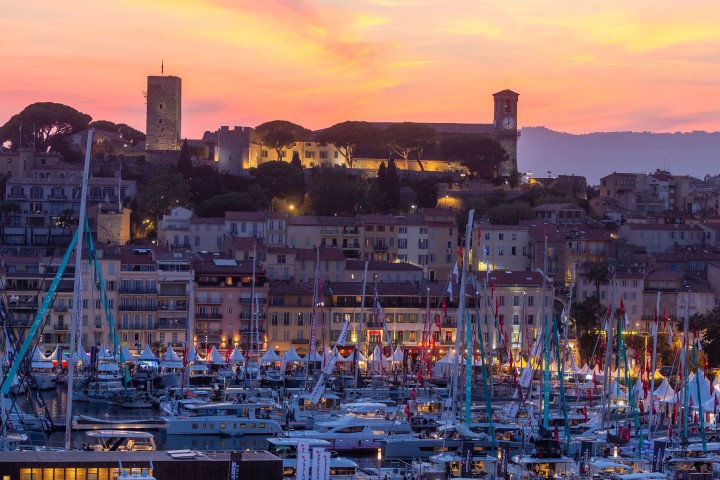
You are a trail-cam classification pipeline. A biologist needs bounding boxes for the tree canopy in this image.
[90,120,146,145]
[195,188,270,217]
[308,166,370,216]
[696,306,720,367]
[315,121,380,168]
[255,120,312,161]
[440,134,508,179]
[135,167,191,220]
[0,102,91,151]
[583,263,610,299]
[251,161,306,205]
[384,123,437,171]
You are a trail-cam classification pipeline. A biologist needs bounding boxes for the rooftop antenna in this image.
[161,60,164,75]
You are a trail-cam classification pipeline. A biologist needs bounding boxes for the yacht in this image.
[383,423,488,459]
[84,430,157,451]
[286,414,411,451]
[267,438,397,480]
[162,400,282,435]
[30,349,57,390]
[156,348,184,388]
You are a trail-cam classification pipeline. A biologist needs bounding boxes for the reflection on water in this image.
[20,386,272,451]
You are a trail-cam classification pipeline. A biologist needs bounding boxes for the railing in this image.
[195,328,223,335]
[119,304,158,311]
[239,298,266,305]
[159,303,188,311]
[321,229,340,234]
[373,243,388,251]
[196,297,223,304]
[196,313,223,320]
[238,312,267,320]
[156,320,188,330]
[53,305,69,312]
[53,324,68,331]
[48,194,67,200]
[119,286,158,294]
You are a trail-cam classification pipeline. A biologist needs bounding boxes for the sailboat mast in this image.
[682,288,690,444]
[306,246,321,384]
[648,292,660,440]
[354,260,369,389]
[249,244,256,374]
[65,129,93,450]
[451,209,473,423]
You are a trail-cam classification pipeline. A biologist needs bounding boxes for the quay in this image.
[0,449,282,480]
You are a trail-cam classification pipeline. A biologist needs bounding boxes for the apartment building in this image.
[190,252,268,355]
[266,282,325,354]
[470,223,530,273]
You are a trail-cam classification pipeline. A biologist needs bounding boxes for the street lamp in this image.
[377,448,382,480]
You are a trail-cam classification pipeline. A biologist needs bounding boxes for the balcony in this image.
[53,323,68,331]
[53,304,69,312]
[373,243,388,251]
[157,320,188,330]
[48,194,67,201]
[239,297,266,305]
[119,304,158,311]
[196,297,223,305]
[159,302,188,311]
[238,312,267,320]
[343,227,360,235]
[196,313,223,320]
[239,328,266,335]
[119,286,158,294]
[7,193,26,200]
[196,328,223,335]
[321,228,340,234]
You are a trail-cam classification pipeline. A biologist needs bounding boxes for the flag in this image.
[624,312,630,330]
[452,262,459,282]
[447,282,453,301]
[490,281,495,299]
[668,325,673,347]
[620,298,625,314]
[404,403,411,421]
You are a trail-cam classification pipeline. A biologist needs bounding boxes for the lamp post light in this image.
[377,448,382,480]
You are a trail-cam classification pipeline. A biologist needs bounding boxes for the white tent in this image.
[32,346,46,361]
[48,345,61,361]
[71,342,91,364]
[332,346,350,362]
[633,376,644,396]
[260,348,281,363]
[608,379,625,399]
[137,345,157,362]
[390,346,404,362]
[121,345,137,363]
[578,364,590,376]
[98,345,116,361]
[163,346,182,362]
[228,346,245,364]
[570,356,581,373]
[580,379,595,390]
[435,349,456,365]
[653,378,675,401]
[283,346,304,362]
[207,346,226,364]
[187,345,198,363]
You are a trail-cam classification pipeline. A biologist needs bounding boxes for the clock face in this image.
[503,117,516,130]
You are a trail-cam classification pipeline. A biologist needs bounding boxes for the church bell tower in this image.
[492,90,519,177]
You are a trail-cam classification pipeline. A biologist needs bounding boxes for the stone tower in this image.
[145,75,181,151]
[492,89,519,176]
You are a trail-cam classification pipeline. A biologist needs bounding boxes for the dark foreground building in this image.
[0,449,281,480]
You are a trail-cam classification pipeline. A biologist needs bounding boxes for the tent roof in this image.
[122,345,137,362]
[229,346,245,363]
[283,346,304,362]
[137,345,157,362]
[208,346,226,364]
[260,348,281,363]
[162,346,182,363]
[390,346,404,362]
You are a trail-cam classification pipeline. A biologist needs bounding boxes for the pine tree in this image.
[178,139,193,179]
[385,157,400,210]
[290,151,303,169]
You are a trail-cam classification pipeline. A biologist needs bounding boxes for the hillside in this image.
[517,127,720,185]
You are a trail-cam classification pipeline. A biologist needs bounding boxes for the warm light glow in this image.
[3,2,717,141]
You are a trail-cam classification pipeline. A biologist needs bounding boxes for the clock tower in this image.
[492,89,519,177]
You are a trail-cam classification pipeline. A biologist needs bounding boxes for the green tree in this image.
[251,161,306,205]
[308,166,369,216]
[150,341,165,358]
[0,102,92,151]
[571,297,605,361]
[178,140,193,179]
[196,188,270,217]
[136,167,191,220]
[696,306,720,367]
[487,202,534,225]
[315,121,381,169]
[583,263,610,299]
[385,157,400,210]
[440,134,509,180]
[254,120,312,161]
[116,123,146,145]
[406,178,438,208]
[384,123,437,171]
[290,151,303,169]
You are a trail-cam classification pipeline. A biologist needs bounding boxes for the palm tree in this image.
[150,340,165,358]
[583,262,610,299]
[572,296,605,363]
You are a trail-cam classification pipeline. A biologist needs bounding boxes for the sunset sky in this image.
[3,0,719,138]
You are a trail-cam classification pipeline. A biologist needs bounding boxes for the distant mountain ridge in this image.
[517,127,720,185]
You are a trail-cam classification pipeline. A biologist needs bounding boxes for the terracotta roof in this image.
[358,214,400,225]
[190,217,224,224]
[345,261,423,272]
[267,246,298,255]
[287,216,319,226]
[623,223,700,231]
[119,245,157,265]
[645,270,683,282]
[316,216,362,226]
[393,214,426,226]
[190,252,261,275]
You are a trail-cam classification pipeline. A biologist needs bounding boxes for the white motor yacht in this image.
[162,400,282,435]
[286,413,411,451]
